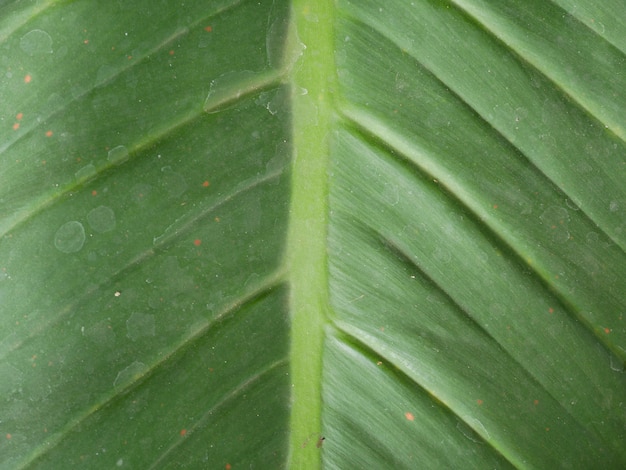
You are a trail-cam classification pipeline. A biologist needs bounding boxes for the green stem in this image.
[286,0,335,468]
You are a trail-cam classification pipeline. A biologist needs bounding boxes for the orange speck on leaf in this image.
[548,307,554,314]
[180,429,187,437]
[24,74,32,83]
[12,123,19,130]
[533,399,539,406]
[202,180,210,187]
[404,412,415,421]
[91,190,98,196]
[604,327,611,334]
[493,204,498,209]
[476,399,484,405]
[225,464,232,470]
[193,239,202,247]
[6,434,11,439]
[45,130,53,137]
[169,50,175,55]
[204,25,213,32]
[16,113,23,120]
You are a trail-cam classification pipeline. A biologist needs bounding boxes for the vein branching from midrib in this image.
[286,1,336,468]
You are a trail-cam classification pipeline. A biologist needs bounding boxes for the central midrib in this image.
[285,0,336,468]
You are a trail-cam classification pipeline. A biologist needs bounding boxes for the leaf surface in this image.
[0,0,624,468]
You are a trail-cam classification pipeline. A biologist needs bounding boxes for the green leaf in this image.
[1,0,624,468]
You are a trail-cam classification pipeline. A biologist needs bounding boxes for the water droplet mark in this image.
[75,163,97,181]
[54,221,85,253]
[539,206,570,243]
[160,166,187,198]
[609,354,625,373]
[84,319,116,346]
[114,361,147,388]
[266,13,305,72]
[95,64,117,87]
[20,29,53,56]
[468,418,490,439]
[126,312,155,341]
[564,198,580,211]
[382,182,399,205]
[131,183,153,205]
[266,16,287,69]
[456,419,484,443]
[107,145,129,165]
[433,247,452,264]
[204,70,282,114]
[87,205,116,233]
[204,70,260,113]
[255,90,278,115]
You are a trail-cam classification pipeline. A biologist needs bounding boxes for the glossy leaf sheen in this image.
[0,0,624,468]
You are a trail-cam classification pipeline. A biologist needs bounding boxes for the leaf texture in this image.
[0,0,624,468]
